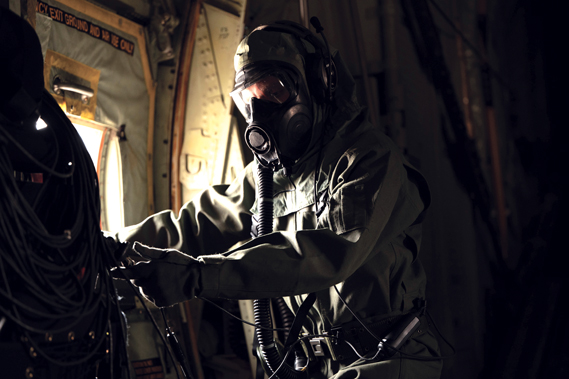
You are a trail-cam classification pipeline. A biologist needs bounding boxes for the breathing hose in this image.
[253,165,306,379]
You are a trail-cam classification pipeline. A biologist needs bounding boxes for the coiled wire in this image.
[0,90,123,373]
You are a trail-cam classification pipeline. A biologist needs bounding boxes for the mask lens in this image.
[241,75,290,105]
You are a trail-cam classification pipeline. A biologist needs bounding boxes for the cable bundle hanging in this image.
[0,90,125,375]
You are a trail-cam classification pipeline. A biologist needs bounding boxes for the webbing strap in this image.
[284,292,317,349]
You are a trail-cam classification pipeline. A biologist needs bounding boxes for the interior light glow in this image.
[36,117,48,130]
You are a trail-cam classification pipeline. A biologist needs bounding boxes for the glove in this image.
[102,234,131,263]
[111,242,201,307]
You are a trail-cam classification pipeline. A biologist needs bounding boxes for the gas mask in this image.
[231,66,313,173]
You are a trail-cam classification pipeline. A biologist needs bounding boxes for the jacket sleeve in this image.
[196,136,430,300]
[116,163,256,257]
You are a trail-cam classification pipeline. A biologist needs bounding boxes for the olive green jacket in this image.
[117,107,430,330]
[117,108,442,377]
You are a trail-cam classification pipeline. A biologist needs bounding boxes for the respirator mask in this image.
[231,65,313,173]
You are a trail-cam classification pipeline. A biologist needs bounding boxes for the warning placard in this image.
[37,1,135,56]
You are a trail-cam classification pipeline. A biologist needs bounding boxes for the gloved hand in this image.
[111,242,201,307]
[102,234,131,263]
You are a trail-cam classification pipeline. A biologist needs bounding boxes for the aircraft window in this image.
[71,118,125,231]
[100,130,124,231]
[38,115,125,231]
[73,124,104,170]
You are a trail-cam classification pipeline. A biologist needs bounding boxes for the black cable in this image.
[198,280,453,370]
[0,90,123,372]
[333,286,455,363]
[267,334,336,379]
[160,308,194,379]
[111,260,181,379]
[333,285,381,342]
[309,17,334,103]
[21,298,111,367]
[198,297,289,332]
[0,119,74,179]
[425,310,456,358]
[343,339,385,362]
[341,336,454,363]
[29,125,60,210]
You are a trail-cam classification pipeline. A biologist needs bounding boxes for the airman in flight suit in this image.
[114,20,442,379]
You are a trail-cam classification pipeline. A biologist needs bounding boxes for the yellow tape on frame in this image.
[43,49,101,120]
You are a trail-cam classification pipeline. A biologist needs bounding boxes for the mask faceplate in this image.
[231,67,313,172]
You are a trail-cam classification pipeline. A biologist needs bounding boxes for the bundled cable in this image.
[0,90,124,373]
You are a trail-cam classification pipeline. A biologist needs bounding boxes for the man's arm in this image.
[115,163,256,256]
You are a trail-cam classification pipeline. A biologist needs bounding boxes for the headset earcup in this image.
[305,54,328,104]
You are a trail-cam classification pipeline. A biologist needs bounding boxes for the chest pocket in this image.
[272,207,318,232]
[327,185,369,234]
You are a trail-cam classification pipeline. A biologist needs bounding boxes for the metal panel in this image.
[180,2,245,203]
